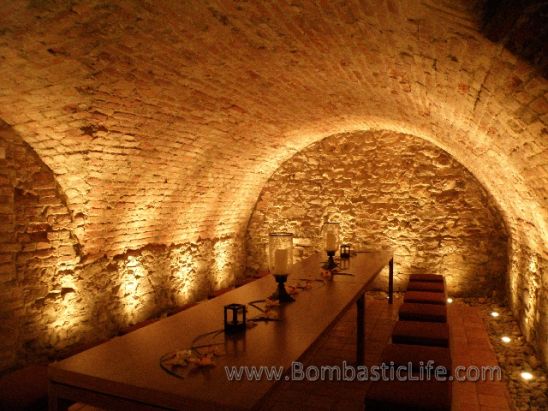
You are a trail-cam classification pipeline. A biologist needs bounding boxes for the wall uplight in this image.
[447,298,453,304]
[501,336,511,343]
[490,311,500,318]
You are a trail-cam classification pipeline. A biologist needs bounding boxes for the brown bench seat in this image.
[406,281,445,293]
[399,303,447,323]
[364,378,452,411]
[392,321,450,347]
[0,364,48,411]
[380,343,452,373]
[404,291,446,305]
[409,274,444,282]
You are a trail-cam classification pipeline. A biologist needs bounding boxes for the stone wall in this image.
[0,0,544,369]
[0,125,245,374]
[0,125,80,370]
[508,238,548,368]
[246,131,508,296]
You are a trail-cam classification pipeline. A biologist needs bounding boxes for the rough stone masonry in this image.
[0,0,545,371]
[246,130,508,296]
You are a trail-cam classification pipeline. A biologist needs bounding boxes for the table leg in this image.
[388,257,394,304]
[48,381,70,411]
[356,293,365,366]
[49,381,59,411]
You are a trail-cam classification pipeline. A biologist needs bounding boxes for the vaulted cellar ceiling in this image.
[0,0,546,367]
[0,0,545,257]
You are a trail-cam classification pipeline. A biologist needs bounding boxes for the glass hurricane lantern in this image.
[268,232,295,303]
[322,222,340,270]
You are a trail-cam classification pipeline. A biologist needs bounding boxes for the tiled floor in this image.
[71,293,513,411]
[261,293,513,411]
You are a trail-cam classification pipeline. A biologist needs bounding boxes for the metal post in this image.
[356,293,365,365]
[388,258,394,304]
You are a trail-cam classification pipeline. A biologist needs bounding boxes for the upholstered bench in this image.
[409,274,444,282]
[364,378,452,411]
[392,320,450,347]
[404,291,446,305]
[380,343,452,373]
[399,303,447,322]
[0,364,48,411]
[406,281,445,293]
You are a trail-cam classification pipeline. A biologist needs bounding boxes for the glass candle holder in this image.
[268,232,294,303]
[322,222,340,269]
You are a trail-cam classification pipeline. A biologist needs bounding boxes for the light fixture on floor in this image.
[447,297,453,303]
[501,336,511,343]
[490,311,499,318]
[520,371,534,381]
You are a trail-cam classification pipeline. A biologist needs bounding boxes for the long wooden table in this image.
[48,251,393,410]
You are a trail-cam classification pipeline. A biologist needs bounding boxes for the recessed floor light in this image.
[490,311,500,318]
[447,298,453,303]
[520,371,533,381]
[501,336,511,343]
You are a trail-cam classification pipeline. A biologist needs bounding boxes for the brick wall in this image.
[0,124,245,373]
[246,131,508,296]
[0,1,545,368]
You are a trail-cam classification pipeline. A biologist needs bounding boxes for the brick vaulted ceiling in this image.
[0,0,546,264]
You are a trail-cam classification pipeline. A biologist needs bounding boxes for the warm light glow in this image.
[213,239,237,288]
[120,256,153,322]
[501,336,511,343]
[172,248,195,304]
[447,297,453,303]
[520,371,534,381]
[528,255,538,273]
[490,311,500,318]
[46,283,84,344]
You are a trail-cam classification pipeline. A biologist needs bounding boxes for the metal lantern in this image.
[268,232,294,303]
[322,222,340,269]
[224,303,247,334]
[340,243,351,259]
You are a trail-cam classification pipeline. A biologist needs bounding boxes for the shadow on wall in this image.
[245,130,509,298]
[0,121,246,374]
[481,0,548,77]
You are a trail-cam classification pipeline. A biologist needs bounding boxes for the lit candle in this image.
[326,233,337,251]
[274,248,289,274]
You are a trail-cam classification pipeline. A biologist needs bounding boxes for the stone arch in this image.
[0,0,545,369]
[0,121,84,371]
[246,130,509,296]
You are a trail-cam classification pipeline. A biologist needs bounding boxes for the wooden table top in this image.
[49,251,393,410]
